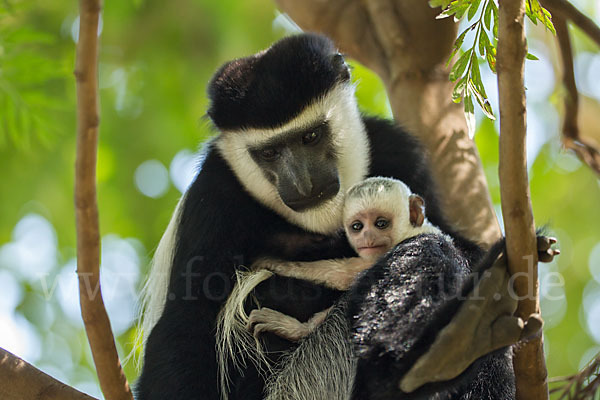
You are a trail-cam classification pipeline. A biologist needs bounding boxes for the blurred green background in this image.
[0,0,599,398]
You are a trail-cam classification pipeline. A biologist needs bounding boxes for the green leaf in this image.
[453,2,471,20]
[429,0,451,8]
[486,50,496,72]
[436,8,455,19]
[541,8,556,35]
[467,0,481,21]
[525,0,538,24]
[447,27,469,65]
[464,92,475,114]
[526,52,539,60]
[484,0,493,30]
[464,101,476,138]
[471,56,486,95]
[472,57,490,100]
[493,18,498,38]
[453,76,468,102]
[469,80,493,118]
[450,50,471,81]
[479,30,488,57]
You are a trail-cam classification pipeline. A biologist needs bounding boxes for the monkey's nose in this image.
[363,230,378,246]
[292,179,312,197]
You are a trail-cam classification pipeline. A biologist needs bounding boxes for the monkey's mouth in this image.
[283,181,340,212]
[357,245,388,256]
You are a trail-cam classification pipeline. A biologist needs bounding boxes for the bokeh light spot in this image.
[135,160,170,198]
[169,149,197,193]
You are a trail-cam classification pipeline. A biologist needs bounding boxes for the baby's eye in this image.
[375,218,389,229]
[350,221,363,231]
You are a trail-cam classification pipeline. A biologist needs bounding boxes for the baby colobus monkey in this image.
[248,177,444,341]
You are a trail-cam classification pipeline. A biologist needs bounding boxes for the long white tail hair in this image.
[131,195,186,367]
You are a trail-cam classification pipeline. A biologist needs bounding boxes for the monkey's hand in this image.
[537,235,560,263]
[247,307,329,342]
[252,257,287,273]
[399,254,544,393]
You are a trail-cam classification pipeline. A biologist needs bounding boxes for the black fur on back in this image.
[347,234,514,400]
[207,33,349,131]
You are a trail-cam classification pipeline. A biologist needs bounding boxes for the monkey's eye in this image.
[375,218,389,229]
[350,221,363,231]
[260,148,280,161]
[302,131,320,145]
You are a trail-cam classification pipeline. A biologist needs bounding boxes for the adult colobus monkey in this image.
[136,33,517,399]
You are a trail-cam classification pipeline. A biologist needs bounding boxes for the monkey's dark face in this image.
[216,84,370,234]
[249,121,340,212]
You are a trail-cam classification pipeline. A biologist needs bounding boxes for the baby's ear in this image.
[409,194,425,227]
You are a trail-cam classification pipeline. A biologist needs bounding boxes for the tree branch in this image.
[0,348,98,400]
[546,3,600,176]
[553,15,579,142]
[497,0,548,399]
[274,0,501,247]
[74,1,133,399]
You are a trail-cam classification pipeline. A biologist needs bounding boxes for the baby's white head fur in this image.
[343,177,442,244]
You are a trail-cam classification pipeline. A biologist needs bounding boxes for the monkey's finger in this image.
[253,323,268,339]
[520,314,543,341]
[538,248,560,263]
[246,309,268,331]
[246,318,258,333]
[537,236,557,251]
[253,323,282,339]
[491,315,524,348]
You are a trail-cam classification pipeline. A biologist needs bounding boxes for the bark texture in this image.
[0,348,98,400]
[497,0,548,398]
[275,0,501,247]
[74,1,133,399]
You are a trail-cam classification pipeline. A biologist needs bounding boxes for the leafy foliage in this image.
[430,0,555,121]
[0,2,71,150]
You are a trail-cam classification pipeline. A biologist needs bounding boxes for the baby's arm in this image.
[252,257,372,290]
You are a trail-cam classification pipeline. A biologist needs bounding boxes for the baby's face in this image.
[344,208,396,261]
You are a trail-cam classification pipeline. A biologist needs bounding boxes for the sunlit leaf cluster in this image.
[430,0,555,121]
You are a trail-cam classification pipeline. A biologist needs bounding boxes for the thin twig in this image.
[0,348,98,400]
[549,352,600,399]
[497,0,548,399]
[74,1,133,399]
[554,15,579,141]
[563,137,600,176]
[550,6,600,176]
